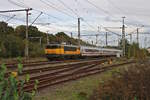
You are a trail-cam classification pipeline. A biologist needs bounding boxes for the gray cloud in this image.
[1,0,150,47]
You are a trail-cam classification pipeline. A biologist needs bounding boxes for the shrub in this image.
[127,43,148,59]
[29,42,45,57]
[0,57,37,100]
[89,61,150,100]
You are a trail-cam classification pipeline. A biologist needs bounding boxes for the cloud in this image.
[1,0,150,47]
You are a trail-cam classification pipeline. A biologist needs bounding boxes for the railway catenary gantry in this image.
[45,44,122,60]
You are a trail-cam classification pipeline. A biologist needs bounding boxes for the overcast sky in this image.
[0,0,150,47]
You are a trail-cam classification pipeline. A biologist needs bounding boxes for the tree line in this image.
[0,21,90,58]
[0,21,148,58]
[119,39,149,59]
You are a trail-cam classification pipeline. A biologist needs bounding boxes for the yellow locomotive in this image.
[45,44,80,59]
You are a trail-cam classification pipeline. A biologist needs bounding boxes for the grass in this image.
[34,60,131,100]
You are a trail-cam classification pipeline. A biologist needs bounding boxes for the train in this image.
[45,44,122,60]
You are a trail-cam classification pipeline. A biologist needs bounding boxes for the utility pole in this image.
[106,32,108,46]
[137,28,139,45]
[70,32,73,38]
[40,37,42,45]
[25,9,30,58]
[0,8,32,58]
[95,34,98,45]
[98,26,100,32]
[144,37,147,48]
[97,26,101,46]
[118,37,120,47]
[91,40,93,45]
[122,16,126,56]
[78,18,80,47]
[129,34,132,44]
[47,31,49,44]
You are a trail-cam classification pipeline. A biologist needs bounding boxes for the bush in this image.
[89,61,150,100]
[0,57,38,100]
[127,43,148,59]
[29,42,45,57]
[0,35,24,58]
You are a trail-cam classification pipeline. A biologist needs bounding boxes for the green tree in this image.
[15,25,26,39]
[119,39,130,56]
[0,21,14,36]
[0,21,92,58]
[127,42,148,59]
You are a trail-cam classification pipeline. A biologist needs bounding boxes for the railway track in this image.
[3,58,106,69]
[22,60,135,92]
[5,58,113,77]
[3,57,134,93]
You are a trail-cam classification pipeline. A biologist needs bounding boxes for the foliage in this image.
[29,42,45,57]
[15,25,26,39]
[0,22,24,58]
[15,25,44,39]
[2,35,24,57]
[0,57,37,100]
[0,21,14,36]
[127,42,148,59]
[119,39,130,54]
[55,32,92,46]
[89,61,150,100]
[76,92,88,100]
[119,39,148,59]
[0,21,91,58]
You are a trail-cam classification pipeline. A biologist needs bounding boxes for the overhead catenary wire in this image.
[8,0,143,30]
[0,13,66,33]
[0,13,26,23]
[8,0,28,8]
[74,0,122,35]
[17,0,63,21]
[8,0,118,35]
[40,0,76,19]
[57,0,80,17]
[7,0,78,34]
[103,27,121,36]
[106,0,126,14]
[7,0,122,44]
[57,0,100,32]
[0,13,76,35]
[8,0,64,21]
[6,14,16,22]
[84,0,116,18]
[83,0,134,29]
[30,12,43,26]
